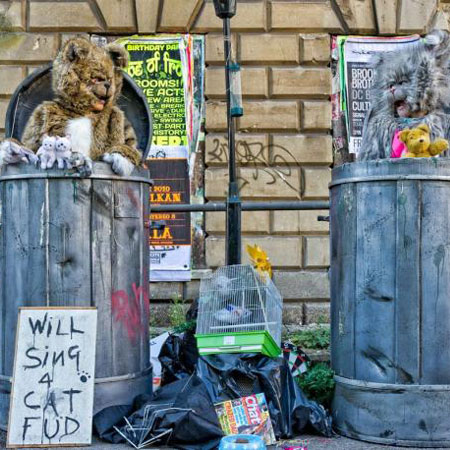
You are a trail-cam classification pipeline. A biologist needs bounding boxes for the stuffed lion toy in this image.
[0,38,141,176]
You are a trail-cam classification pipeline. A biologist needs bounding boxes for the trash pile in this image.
[94,262,332,449]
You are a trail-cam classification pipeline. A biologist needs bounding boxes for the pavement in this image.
[2,431,450,449]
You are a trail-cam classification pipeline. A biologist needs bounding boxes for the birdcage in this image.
[195,265,283,357]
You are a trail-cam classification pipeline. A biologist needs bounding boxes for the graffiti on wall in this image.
[208,138,301,195]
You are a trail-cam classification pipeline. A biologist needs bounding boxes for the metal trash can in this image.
[330,158,450,447]
[0,162,152,429]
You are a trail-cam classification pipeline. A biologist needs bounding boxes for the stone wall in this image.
[0,0,448,326]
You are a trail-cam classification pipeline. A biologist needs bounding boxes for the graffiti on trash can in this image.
[112,283,150,342]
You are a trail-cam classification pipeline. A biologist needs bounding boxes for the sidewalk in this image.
[2,432,447,450]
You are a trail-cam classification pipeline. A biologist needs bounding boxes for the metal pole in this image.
[223,16,241,265]
[152,201,330,212]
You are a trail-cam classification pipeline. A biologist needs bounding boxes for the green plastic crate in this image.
[195,330,281,357]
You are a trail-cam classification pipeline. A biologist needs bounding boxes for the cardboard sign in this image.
[7,307,97,448]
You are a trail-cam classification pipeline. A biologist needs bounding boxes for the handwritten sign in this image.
[7,307,97,448]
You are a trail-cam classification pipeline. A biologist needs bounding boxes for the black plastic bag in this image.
[94,375,223,450]
[196,353,333,439]
[159,331,199,386]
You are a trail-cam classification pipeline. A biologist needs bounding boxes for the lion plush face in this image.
[52,38,128,114]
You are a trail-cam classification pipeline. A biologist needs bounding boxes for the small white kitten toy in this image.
[37,135,56,170]
[55,135,72,169]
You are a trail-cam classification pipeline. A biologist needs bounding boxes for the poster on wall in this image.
[119,35,205,281]
[150,158,191,273]
[336,35,420,156]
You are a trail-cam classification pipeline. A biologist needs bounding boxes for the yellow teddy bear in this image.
[399,123,449,158]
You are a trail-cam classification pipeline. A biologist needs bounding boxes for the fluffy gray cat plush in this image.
[359,30,450,161]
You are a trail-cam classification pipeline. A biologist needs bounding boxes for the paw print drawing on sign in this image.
[78,371,91,383]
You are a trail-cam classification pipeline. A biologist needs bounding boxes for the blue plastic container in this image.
[219,434,266,450]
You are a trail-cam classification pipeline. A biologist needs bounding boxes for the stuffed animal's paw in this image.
[37,152,55,170]
[70,152,92,177]
[56,157,72,170]
[103,153,134,176]
[430,139,449,156]
[0,140,38,166]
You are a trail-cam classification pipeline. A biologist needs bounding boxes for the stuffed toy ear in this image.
[424,30,450,50]
[418,123,430,133]
[399,129,410,143]
[424,29,450,63]
[369,53,384,69]
[106,43,129,69]
[63,38,90,62]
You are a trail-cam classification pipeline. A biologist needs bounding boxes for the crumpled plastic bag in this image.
[94,375,223,450]
[159,330,199,386]
[94,332,332,449]
[196,353,333,439]
[158,332,332,439]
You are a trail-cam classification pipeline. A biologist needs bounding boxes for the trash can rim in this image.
[0,172,153,184]
[329,174,450,188]
[335,375,450,392]
[0,161,152,184]
[330,158,450,188]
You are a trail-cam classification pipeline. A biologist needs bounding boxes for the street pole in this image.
[222,16,241,265]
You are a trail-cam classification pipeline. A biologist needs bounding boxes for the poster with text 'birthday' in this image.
[119,35,203,281]
[7,308,97,448]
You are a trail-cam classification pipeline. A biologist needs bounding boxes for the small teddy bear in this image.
[399,123,449,158]
[36,135,56,169]
[55,135,72,169]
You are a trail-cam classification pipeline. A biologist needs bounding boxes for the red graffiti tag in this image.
[111,283,150,342]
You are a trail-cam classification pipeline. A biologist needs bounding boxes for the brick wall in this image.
[0,0,447,326]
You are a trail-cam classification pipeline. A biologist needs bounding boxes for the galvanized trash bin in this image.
[0,162,152,429]
[330,158,450,447]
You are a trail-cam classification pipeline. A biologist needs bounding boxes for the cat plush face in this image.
[370,31,450,120]
[370,50,418,118]
[55,136,71,153]
[42,135,56,150]
[52,38,129,114]
[360,30,450,161]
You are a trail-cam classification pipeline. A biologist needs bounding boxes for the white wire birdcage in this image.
[196,265,283,353]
